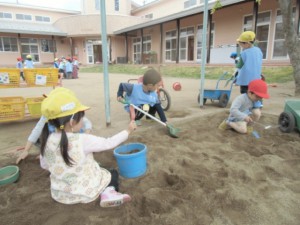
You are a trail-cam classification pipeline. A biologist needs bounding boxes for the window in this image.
[184,0,196,9]
[197,23,214,60]
[165,30,177,62]
[143,36,152,53]
[0,12,12,19]
[16,13,32,21]
[95,0,100,10]
[0,37,18,52]
[20,38,39,62]
[115,0,119,11]
[35,16,50,22]
[41,39,56,52]
[179,27,194,61]
[243,12,271,59]
[272,8,296,59]
[133,37,141,64]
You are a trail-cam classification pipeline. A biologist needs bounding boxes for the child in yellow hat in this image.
[39,88,136,206]
[24,54,34,68]
[235,31,263,94]
[15,88,92,164]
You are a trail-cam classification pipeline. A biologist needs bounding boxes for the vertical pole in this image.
[296,0,300,35]
[199,0,208,107]
[160,23,163,64]
[52,35,56,59]
[125,33,128,63]
[69,37,73,57]
[176,19,180,64]
[206,10,212,64]
[252,0,258,33]
[18,33,22,58]
[141,28,144,64]
[100,0,111,126]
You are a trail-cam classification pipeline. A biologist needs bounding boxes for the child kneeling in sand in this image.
[40,88,136,206]
[219,79,269,134]
[117,68,168,126]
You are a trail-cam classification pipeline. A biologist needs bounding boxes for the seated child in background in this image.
[15,88,92,164]
[219,79,270,134]
[117,68,167,125]
[40,88,136,206]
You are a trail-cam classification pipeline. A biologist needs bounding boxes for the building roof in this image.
[115,0,243,35]
[54,14,150,37]
[0,20,67,36]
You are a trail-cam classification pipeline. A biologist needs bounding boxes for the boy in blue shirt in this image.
[117,69,167,125]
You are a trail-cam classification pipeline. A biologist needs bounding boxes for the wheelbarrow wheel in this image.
[158,88,171,111]
[278,111,295,133]
[218,93,228,108]
[197,93,207,105]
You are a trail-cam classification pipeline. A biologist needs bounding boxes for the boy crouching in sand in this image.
[219,79,269,134]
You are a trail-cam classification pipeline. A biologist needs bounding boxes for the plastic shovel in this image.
[254,121,278,130]
[129,104,180,138]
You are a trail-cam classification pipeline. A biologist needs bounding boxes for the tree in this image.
[278,0,300,96]
[212,0,300,96]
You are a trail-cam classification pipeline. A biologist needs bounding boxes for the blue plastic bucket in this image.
[113,143,147,178]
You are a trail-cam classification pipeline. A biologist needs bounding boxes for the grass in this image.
[80,64,294,83]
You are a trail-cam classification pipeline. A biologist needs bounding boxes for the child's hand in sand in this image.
[244,116,253,123]
[16,148,29,164]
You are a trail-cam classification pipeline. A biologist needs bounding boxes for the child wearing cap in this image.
[53,58,59,68]
[39,88,136,206]
[16,57,25,81]
[15,88,92,164]
[24,54,34,68]
[219,79,270,134]
[236,31,263,94]
[117,68,167,126]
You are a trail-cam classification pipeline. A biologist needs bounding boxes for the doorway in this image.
[188,36,194,61]
[93,44,102,63]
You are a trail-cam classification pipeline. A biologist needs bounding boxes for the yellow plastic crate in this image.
[26,97,44,117]
[0,97,25,122]
[0,68,21,88]
[24,68,59,87]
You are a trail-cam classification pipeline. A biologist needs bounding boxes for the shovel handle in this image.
[130,104,167,127]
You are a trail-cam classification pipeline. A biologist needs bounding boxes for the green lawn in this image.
[80,64,294,83]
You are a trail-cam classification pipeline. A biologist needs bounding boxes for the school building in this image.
[0,0,299,67]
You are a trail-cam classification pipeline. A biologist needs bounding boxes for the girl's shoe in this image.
[100,186,131,207]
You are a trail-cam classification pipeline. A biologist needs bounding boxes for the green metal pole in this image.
[100,0,111,126]
[199,0,208,107]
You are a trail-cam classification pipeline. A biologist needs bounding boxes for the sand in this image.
[0,72,299,225]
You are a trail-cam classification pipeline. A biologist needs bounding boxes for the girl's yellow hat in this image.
[41,88,89,119]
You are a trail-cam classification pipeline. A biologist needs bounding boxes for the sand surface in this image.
[0,72,299,225]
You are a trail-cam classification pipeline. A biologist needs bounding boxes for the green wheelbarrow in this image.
[278,99,300,133]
